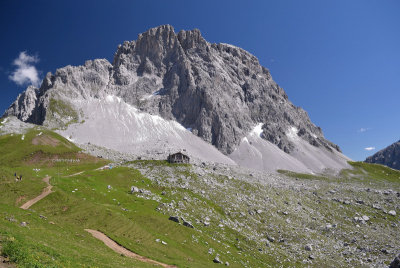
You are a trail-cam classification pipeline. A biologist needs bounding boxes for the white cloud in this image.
[364,147,375,151]
[359,127,371,133]
[9,51,40,87]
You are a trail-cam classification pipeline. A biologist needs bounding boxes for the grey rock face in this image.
[365,141,400,170]
[3,24,341,156]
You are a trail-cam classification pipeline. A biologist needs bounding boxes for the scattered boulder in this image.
[354,216,369,224]
[372,204,382,210]
[20,221,27,227]
[305,244,313,251]
[168,216,180,223]
[388,210,397,216]
[107,185,112,189]
[130,186,139,194]
[5,216,17,222]
[183,220,194,228]
[267,236,275,243]
[362,215,370,221]
[213,255,222,263]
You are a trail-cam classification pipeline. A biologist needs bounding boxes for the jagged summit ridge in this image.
[3,25,348,172]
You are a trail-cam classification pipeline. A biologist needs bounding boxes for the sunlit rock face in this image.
[3,25,350,173]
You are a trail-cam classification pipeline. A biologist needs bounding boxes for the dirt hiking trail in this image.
[20,176,52,210]
[85,229,177,267]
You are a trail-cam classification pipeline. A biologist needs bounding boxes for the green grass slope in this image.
[0,129,284,267]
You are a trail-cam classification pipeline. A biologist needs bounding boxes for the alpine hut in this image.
[167,152,190,164]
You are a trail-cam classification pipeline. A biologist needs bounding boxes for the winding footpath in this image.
[85,229,177,268]
[18,174,176,267]
[20,176,52,210]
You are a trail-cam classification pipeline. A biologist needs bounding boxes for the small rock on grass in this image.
[130,186,139,194]
[213,255,222,263]
[305,244,313,251]
[183,220,194,228]
[388,210,397,216]
[169,216,180,223]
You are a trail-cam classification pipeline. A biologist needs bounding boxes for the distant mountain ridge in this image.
[3,25,350,173]
[365,140,400,170]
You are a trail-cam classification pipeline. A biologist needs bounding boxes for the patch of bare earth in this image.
[85,229,177,268]
[32,135,60,147]
[0,256,16,268]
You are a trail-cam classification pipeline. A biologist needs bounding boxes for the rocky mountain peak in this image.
[2,25,347,172]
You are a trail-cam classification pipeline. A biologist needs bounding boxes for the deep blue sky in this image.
[1,0,399,160]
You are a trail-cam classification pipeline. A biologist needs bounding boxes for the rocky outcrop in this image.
[365,141,400,170]
[3,25,341,159]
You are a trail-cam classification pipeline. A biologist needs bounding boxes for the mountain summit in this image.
[3,25,349,172]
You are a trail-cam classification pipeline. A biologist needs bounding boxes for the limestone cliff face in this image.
[365,141,400,170]
[3,25,340,155]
